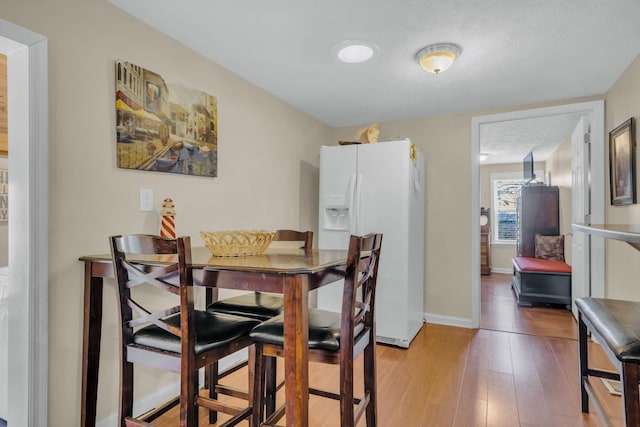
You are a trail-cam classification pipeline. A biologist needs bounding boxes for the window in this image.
[491,172,522,244]
[490,170,545,244]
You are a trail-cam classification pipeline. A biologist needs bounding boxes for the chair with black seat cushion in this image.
[207,229,313,320]
[206,229,312,417]
[576,297,640,427]
[110,234,260,427]
[250,233,383,427]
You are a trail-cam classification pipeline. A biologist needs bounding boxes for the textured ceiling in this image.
[480,113,584,165]
[106,0,640,163]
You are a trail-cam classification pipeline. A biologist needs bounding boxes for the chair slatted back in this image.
[274,229,313,253]
[110,234,193,347]
[111,234,256,426]
[340,233,383,355]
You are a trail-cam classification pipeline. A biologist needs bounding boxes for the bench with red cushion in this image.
[513,256,572,274]
[511,256,572,309]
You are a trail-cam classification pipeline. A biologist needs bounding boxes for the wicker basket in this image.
[200,230,276,257]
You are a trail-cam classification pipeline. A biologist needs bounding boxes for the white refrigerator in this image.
[317,139,424,348]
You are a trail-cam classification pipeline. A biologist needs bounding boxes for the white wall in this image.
[0,266,5,422]
[0,157,5,423]
[0,157,7,267]
[545,133,573,263]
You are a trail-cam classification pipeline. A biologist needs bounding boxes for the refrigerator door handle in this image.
[347,173,357,235]
[413,164,422,192]
[354,172,363,235]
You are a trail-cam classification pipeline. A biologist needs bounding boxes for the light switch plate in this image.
[140,188,154,212]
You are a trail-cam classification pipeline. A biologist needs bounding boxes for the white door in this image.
[571,116,590,316]
[1,21,49,426]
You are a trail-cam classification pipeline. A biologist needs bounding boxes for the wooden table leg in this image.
[283,275,309,427]
[81,262,103,427]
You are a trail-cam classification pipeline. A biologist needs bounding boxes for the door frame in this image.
[471,100,605,328]
[0,19,48,426]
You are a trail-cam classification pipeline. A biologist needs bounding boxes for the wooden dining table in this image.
[79,245,348,427]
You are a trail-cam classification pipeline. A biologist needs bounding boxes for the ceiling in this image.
[480,113,584,165]
[106,0,640,163]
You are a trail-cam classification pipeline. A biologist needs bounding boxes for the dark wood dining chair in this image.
[207,229,313,320]
[109,234,260,427]
[250,233,383,427]
[206,229,313,416]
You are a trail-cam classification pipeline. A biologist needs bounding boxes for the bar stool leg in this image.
[621,362,640,426]
[208,362,219,423]
[578,312,589,413]
[252,344,265,426]
[264,356,277,416]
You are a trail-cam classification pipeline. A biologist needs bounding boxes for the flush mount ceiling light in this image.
[415,43,462,74]
[335,40,376,63]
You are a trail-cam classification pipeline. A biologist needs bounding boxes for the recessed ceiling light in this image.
[335,40,376,63]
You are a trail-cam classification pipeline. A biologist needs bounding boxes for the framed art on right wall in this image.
[609,117,636,206]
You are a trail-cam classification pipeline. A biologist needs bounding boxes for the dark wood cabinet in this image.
[513,185,570,308]
[516,185,559,257]
[480,207,491,275]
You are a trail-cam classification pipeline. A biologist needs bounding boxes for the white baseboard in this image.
[424,312,474,329]
[96,350,247,427]
[490,267,512,274]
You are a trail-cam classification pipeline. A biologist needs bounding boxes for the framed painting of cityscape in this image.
[115,61,217,177]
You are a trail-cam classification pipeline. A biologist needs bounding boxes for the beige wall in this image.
[5,0,331,424]
[604,54,640,300]
[545,134,573,263]
[4,0,635,424]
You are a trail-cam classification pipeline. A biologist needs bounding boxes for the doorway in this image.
[0,19,48,426]
[470,101,605,328]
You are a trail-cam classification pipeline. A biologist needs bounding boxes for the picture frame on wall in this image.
[115,60,218,177]
[609,117,636,206]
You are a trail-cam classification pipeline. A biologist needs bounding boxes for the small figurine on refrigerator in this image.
[356,123,380,143]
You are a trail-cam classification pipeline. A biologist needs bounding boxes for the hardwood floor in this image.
[149,273,623,426]
[480,272,578,339]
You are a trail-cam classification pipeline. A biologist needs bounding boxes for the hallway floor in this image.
[480,272,577,339]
